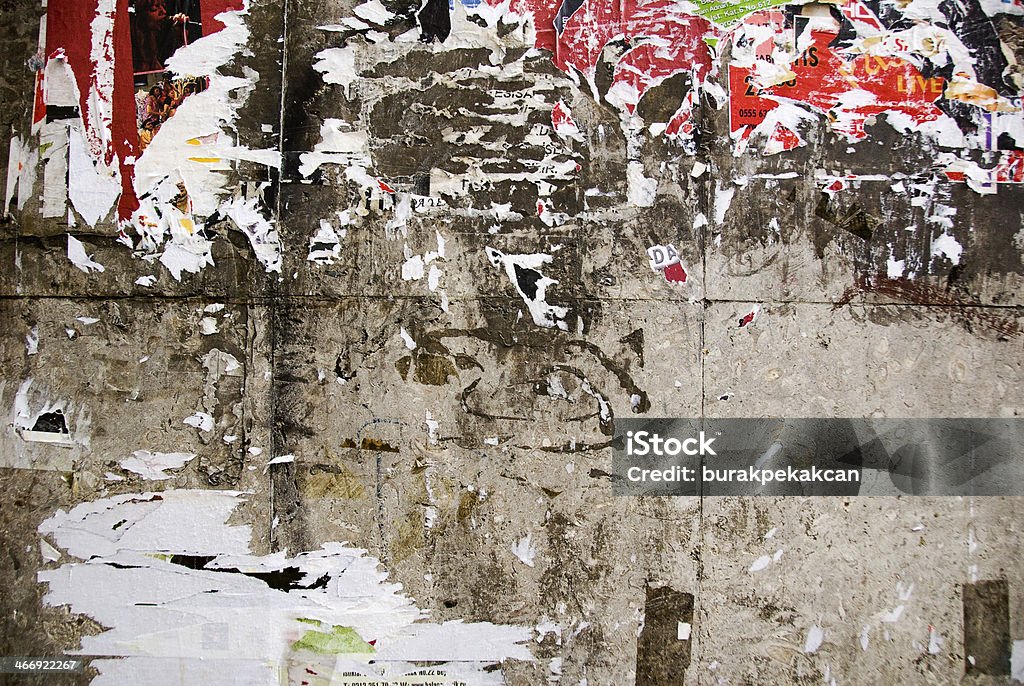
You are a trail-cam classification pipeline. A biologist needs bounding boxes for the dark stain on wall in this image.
[962,579,1011,675]
[636,585,693,686]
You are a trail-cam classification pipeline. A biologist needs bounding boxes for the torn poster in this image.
[13,0,282,281]
[38,489,533,684]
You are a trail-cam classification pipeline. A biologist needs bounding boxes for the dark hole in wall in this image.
[513,263,542,301]
[963,579,1011,675]
[636,585,693,686]
[418,0,450,43]
[168,555,330,591]
[32,409,68,434]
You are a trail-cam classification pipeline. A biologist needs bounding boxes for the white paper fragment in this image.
[200,317,219,335]
[67,235,105,274]
[425,411,439,445]
[41,121,70,218]
[265,454,295,471]
[511,535,537,567]
[928,626,943,654]
[67,126,120,227]
[714,183,736,224]
[183,412,214,433]
[887,250,906,279]
[860,625,870,651]
[647,244,680,271]
[804,625,824,654]
[428,264,442,291]
[402,254,425,281]
[399,327,416,350]
[4,136,25,216]
[1010,640,1024,681]
[158,227,215,282]
[931,230,963,266]
[222,196,283,274]
[40,538,61,563]
[353,0,396,24]
[308,219,345,265]
[25,327,39,355]
[677,622,691,640]
[135,275,157,287]
[749,555,772,572]
[119,450,197,480]
[19,429,76,446]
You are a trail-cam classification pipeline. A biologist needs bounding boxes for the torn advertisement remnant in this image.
[18,0,282,281]
[647,244,689,284]
[38,490,533,684]
[486,247,569,330]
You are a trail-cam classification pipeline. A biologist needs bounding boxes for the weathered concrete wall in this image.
[2,0,1024,683]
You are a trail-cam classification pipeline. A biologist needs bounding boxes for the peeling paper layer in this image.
[38,490,533,685]
[119,451,198,480]
[486,247,569,330]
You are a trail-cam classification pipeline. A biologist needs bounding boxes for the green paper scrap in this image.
[292,620,376,655]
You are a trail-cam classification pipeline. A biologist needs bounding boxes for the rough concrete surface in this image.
[2,0,1024,683]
